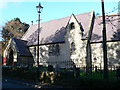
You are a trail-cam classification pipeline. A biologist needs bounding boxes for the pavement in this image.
[2,77,40,89]
[2,79,34,89]
[2,77,63,89]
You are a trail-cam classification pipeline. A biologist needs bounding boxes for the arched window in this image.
[48,45,53,56]
[70,42,76,54]
[48,44,60,56]
[55,44,60,55]
[70,22,75,30]
[34,47,36,56]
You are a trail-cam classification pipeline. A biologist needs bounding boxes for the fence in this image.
[2,64,120,88]
[43,59,120,79]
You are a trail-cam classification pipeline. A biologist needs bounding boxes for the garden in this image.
[2,65,120,89]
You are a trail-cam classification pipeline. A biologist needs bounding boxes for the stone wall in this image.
[65,14,87,67]
[29,14,88,68]
[91,41,120,68]
[29,43,70,68]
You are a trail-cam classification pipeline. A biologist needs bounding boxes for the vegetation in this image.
[2,18,29,41]
[1,18,30,53]
[3,66,120,88]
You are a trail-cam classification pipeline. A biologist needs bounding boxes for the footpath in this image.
[2,77,62,89]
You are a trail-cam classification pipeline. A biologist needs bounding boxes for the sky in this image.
[0,0,119,41]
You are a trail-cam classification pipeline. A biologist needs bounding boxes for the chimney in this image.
[31,21,33,25]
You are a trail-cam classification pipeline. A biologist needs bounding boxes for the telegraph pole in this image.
[101,0,108,79]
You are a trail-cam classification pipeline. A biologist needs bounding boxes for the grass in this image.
[79,70,117,80]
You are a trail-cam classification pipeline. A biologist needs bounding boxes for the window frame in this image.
[70,22,75,30]
[48,44,60,56]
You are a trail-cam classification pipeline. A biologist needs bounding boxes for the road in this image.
[2,78,35,89]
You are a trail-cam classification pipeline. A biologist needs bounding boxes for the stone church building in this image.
[3,11,120,69]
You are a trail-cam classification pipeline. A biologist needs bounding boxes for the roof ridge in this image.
[21,24,37,40]
[40,11,92,24]
[14,38,27,42]
[95,12,120,18]
[41,16,70,24]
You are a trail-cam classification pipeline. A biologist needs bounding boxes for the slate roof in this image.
[22,12,120,46]
[13,38,32,56]
[91,13,120,43]
[22,11,93,46]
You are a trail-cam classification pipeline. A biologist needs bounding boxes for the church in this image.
[3,11,120,69]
